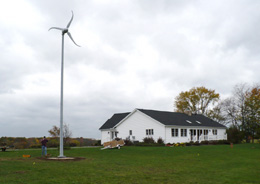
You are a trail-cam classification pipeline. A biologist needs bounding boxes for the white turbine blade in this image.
[66,11,74,28]
[67,32,80,47]
[49,27,64,31]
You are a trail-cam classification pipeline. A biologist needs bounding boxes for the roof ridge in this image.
[114,112,130,115]
[138,108,180,113]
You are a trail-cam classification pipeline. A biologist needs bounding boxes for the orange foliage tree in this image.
[244,86,260,142]
[174,86,220,116]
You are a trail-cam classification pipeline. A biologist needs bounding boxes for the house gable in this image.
[113,108,165,129]
[115,110,165,141]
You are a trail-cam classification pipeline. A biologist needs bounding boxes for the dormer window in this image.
[186,120,192,124]
[196,121,201,124]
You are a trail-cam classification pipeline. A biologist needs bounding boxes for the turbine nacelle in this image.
[62,29,69,34]
[49,11,80,47]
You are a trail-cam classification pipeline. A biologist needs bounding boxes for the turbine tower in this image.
[49,11,80,158]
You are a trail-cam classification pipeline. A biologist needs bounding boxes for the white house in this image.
[99,108,227,144]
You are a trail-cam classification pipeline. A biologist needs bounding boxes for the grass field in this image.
[0,144,259,184]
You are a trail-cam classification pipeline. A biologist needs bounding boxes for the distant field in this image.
[0,144,259,184]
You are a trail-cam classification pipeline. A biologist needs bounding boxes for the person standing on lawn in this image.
[41,136,48,156]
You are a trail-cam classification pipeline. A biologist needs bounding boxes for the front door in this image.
[190,129,193,141]
[197,129,202,141]
[204,129,208,140]
[190,129,196,141]
[111,132,114,140]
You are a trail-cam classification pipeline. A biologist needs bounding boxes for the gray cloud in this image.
[0,0,259,139]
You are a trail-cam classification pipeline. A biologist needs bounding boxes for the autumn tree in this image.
[174,86,220,116]
[48,123,72,146]
[244,86,260,142]
[48,125,60,138]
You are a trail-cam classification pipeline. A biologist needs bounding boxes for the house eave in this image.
[164,125,227,129]
[99,128,117,131]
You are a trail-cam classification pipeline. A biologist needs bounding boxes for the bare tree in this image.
[218,97,238,126]
[206,103,225,125]
[233,83,250,130]
[63,124,72,145]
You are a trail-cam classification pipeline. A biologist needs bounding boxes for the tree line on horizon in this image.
[0,136,99,149]
[174,83,260,143]
[0,122,101,149]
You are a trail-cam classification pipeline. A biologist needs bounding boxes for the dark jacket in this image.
[41,138,48,147]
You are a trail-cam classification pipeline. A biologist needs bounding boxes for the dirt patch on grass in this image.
[14,171,26,174]
[36,157,86,162]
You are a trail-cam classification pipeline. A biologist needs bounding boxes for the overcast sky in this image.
[0,0,259,139]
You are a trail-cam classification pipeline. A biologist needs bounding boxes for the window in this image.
[181,129,187,137]
[193,129,197,135]
[129,130,132,136]
[199,129,202,136]
[112,132,114,139]
[213,129,217,135]
[146,129,154,135]
[190,129,196,136]
[204,129,208,135]
[171,128,179,137]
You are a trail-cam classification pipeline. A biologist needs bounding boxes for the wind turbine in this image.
[49,11,80,158]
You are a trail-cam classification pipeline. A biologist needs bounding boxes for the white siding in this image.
[116,110,165,143]
[165,127,227,144]
[217,129,226,138]
[101,130,111,144]
[208,128,227,140]
[165,127,190,143]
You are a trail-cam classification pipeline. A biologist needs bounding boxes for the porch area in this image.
[189,129,227,142]
[191,134,228,142]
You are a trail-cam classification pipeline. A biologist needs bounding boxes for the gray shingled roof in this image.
[99,109,226,130]
[99,112,130,130]
[138,109,226,128]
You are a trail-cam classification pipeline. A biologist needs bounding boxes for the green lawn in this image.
[0,144,259,184]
